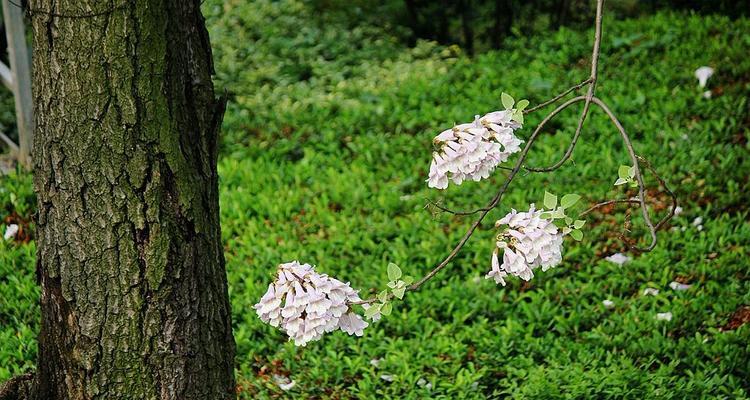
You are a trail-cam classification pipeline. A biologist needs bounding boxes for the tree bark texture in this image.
[28,0,235,398]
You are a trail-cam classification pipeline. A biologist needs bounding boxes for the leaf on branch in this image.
[377,290,389,303]
[614,177,628,186]
[387,263,402,281]
[562,227,572,235]
[392,287,406,299]
[380,302,393,316]
[402,276,414,285]
[544,191,557,209]
[501,92,515,110]
[618,165,631,179]
[574,219,586,229]
[560,194,581,209]
[540,212,553,220]
[516,99,529,112]
[364,303,382,318]
[564,216,573,225]
[570,229,583,241]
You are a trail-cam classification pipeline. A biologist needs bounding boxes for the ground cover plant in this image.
[2,0,750,398]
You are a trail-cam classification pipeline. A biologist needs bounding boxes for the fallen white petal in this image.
[370,358,382,367]
[642,288,660,296]
[694,66,714,88]
[702,90,712,99]
[692,217,703,226]
[673,206,683,216]
[3,224,19,241]
[669,281,692,291]
[602,299,615,309]
[272,374,296,391]
[605,253,631,266]
[655,312,673,321]
[417,378,432,389]
[380,374,394,382]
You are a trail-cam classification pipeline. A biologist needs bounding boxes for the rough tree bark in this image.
[9,0,237,398]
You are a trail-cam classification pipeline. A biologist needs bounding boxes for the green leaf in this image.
[387,263,402,281]
[377,290,388,303]
[387,281,396,288]
[552,207,566,219]
[614,177,628,186]
[628,166,636,178]
[543,191,557,209]
[570,229,583,241]
[380,302,393,316]
[402,276,414,285]
[540,212,553,220]
[562,227,572,235]
[618,165,631,179]
[560,194,581,209]
[629,180,639,188]
[516,99,530,112]
[512,110,524,125]
[574,219,586,229]
[392,287,405,299]
[501,92,515,110]
[364,303,381,318]
[564,216,573,225]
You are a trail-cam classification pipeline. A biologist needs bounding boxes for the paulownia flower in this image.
[486,204,563,285]
[254,261,367,346]
[427,110,522,189]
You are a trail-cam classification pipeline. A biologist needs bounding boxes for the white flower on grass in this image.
[370,358,383,367]
[417,378,433,390]
[254,261,367,346]
[673,206,683,216]
[3,224,19,241]
[655,312,673,321]
[669,281,692,291]
[380,374,395,382]
[486,204,563,286]
[427,111,523,189]
[642,288,660,296]
[605,253,631,266]
[703,90,712,99]
[694,66,714,88]
[272,374,296,391]
[602,299,615,309]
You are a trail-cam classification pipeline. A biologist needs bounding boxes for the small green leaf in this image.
[377,290,388,303]
[560,194,581,209]
[614,177,628,186]
[364,303,381,318]
[392,287,405,299]
[540,212,553,220]
[570,229,583,241]
[628,166,636,178]
[629,180,639,188]
[501,92,515,110]
[618,165,631,179]
[562,227,572,235]
[380,302,393,316]
[512,110,524,125]
[516,99,529,112]
[543,191,557,209]
[574,219,586,229]
[387,263,402,281]
[564,216,573,225]
[553,207,566,219]
[387,281,396,289]
[402,276,414,285]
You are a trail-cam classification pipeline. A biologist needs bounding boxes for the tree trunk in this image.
[25,0,236,398]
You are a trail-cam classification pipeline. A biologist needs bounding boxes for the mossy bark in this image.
[27,1,235,398]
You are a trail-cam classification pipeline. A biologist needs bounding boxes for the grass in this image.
[2,1,750,398]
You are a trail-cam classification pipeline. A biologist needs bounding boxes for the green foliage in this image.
[1,3,750,399]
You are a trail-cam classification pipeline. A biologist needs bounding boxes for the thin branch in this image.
[355,0,675,305]
[524,78,592,114]
[524,1,603,172]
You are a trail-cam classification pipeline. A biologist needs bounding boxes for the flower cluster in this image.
[427,110,523,189]
[254,261,368,346]
[486,204,563,285]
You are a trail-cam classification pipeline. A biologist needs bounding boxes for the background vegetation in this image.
[2,0,749,398]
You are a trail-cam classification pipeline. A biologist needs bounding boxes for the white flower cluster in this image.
[486,204,563,285]
[254,261,368,346]
[427,110,523,189]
